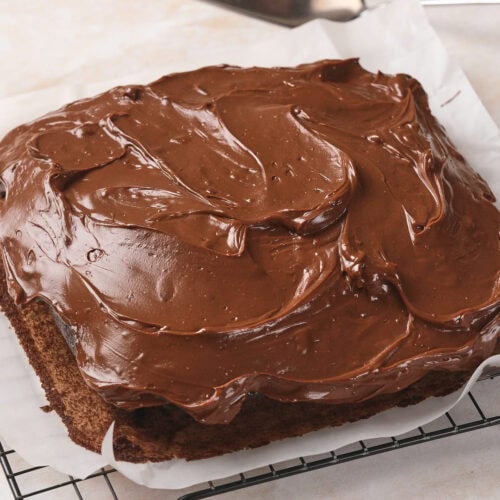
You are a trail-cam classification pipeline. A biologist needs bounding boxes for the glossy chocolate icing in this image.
[0,60,498,424]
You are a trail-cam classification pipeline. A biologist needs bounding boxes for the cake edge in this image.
[0,261,494,463]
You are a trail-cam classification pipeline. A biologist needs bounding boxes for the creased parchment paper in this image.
[0,0,498,489]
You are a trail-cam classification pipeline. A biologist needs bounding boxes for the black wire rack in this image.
[1,372,499,500]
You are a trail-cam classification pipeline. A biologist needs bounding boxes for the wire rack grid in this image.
[1,372,499,500]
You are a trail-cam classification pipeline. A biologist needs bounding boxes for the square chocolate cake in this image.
[0,59,498,461]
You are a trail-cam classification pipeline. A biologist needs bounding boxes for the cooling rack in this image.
[1,372,499,500]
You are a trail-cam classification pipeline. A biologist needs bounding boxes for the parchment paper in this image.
[0,0,498,489]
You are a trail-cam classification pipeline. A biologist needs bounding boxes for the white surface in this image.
[0,0,499,498]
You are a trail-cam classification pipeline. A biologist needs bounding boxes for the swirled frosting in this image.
[0,60,498,424]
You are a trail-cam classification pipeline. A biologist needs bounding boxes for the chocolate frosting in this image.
[0,60,498,424]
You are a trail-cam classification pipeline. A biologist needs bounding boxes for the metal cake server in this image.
[203,0,500,26]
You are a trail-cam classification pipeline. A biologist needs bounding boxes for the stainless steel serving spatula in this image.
[202,0,500,26]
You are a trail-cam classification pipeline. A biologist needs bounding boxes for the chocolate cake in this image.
[0,59,498,461]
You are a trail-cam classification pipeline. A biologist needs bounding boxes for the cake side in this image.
[0,265,115,454]
[0,262,488,461]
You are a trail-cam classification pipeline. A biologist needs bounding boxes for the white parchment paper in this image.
[0,0,498,489]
